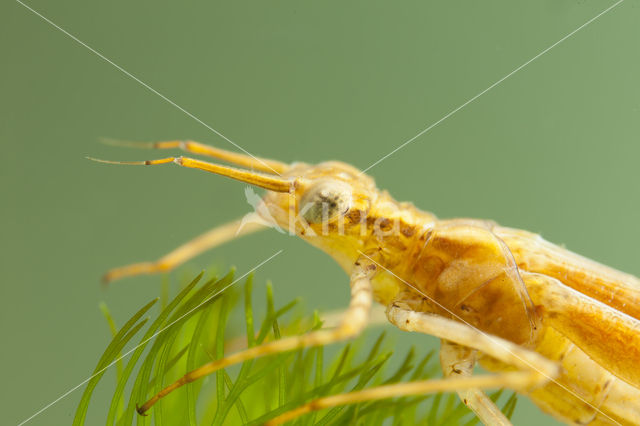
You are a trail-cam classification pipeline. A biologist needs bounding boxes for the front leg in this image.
[440,340,512,426]
[136,253,378,415]
[103,218,266,284]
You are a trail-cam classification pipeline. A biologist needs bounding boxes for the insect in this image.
[93,139,640,425]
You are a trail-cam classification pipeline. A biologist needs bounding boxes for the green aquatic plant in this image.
[74,269,517,425]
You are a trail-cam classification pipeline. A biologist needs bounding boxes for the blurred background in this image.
[2,0,639,424]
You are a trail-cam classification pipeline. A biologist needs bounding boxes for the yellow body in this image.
[97,144,640,424]
[261,160,640,425]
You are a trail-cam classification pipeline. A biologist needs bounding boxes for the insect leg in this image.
[103,219,265,284]
[265,304,558,425]
[102,138,289,174]
[440,340,512,426]
[387,302,558,385]
[266,373,532,425]
[135,254,378,415]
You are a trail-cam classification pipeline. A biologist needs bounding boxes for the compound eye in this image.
[299,180,352,224]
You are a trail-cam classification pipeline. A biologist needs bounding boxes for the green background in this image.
[2,0,639,424]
